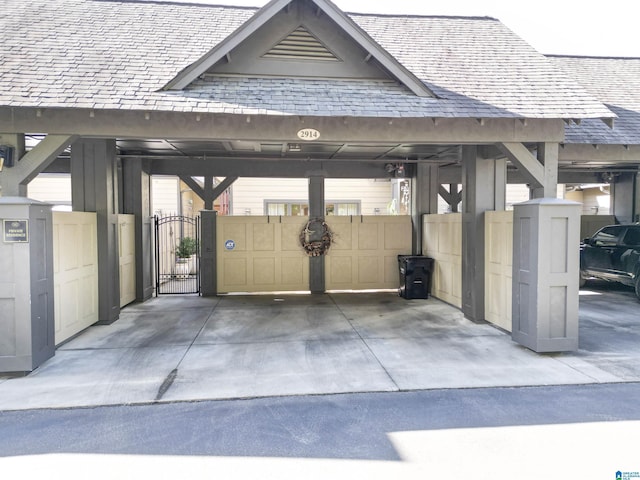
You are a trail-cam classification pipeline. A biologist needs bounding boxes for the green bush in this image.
[176,236,197,258]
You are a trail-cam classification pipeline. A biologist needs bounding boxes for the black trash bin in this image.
[398,255,434,299]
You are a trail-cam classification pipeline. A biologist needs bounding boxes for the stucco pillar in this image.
[512,199,581,352]
[411,163,439,254]
[71,139,120,324]
[122,158,154,302]
[308,175,325,293]
[461,146,506,322]
[200,210,217,297]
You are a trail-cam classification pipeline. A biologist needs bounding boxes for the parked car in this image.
[580,224,640,299]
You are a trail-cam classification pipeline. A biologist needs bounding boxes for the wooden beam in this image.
[438,185,462,206]
[179,175,204,199]
[211,176,238,202]
[0,134,77,196]
[497,142,544,188]
[151,157,390,179]
[179,175,238,210]
[532,142,558,198]
[0,108,566,144]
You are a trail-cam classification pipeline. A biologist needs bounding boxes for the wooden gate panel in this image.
[326,216,412,291]
[217,216,308,293]
[53,212,99,345]
[118,214,136,307]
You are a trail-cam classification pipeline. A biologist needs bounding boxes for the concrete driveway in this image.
[0,284,639,411]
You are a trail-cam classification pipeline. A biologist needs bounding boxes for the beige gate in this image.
[325,216,412,291]
[216,215,412,293]
[118,214,136,307]
[217,216,309,293]
[53,212,98,345]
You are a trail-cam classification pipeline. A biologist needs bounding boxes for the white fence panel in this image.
[53,212,98,345]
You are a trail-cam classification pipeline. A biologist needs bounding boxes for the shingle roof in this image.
[548,56,640,144]
[0,0,613,120]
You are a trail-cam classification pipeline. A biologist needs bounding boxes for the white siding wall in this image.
[27,174,184,216]
[326,179,394,215]
[231,178,307,216]
[565,187,611,215]
[27,174,72,209]
[231,178,394,216]
[152,176,179,215]
[505,184,531,209]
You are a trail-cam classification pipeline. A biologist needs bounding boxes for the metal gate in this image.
[155,215,200,295]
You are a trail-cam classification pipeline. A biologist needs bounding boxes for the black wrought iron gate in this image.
[155,215,200,295]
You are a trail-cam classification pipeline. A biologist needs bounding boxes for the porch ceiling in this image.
[115,138,461,163]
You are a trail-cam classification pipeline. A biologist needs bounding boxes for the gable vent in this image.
[262,26,340,62]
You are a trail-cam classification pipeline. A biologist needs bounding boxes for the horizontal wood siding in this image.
[151,176,179,215]
[231,178,394,216]
[27,174,72,206]
[232,178,308,216]
[326,179,393,215]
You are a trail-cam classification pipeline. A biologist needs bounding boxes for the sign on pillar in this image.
[511,198,581,352]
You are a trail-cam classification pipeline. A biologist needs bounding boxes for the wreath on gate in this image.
[299,218,334,257]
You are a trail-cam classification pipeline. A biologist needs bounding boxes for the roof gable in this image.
[263,26,340,62]
[163,0,436,97]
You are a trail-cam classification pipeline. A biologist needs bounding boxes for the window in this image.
[326,202,360,216]
[265,201,360,216]
[622,227,640,246]
[265,202,309,216]
[592,226,622,247]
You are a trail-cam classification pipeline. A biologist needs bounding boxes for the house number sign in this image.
[3,219,29,243]
[297,128,321,141]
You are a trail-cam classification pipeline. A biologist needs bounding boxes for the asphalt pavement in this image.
[0,383,639,479]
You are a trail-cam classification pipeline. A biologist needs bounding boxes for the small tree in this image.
[176,236,197,259]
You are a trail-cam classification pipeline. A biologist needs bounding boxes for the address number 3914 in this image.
[297,128,321,141]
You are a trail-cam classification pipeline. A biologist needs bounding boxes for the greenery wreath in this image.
[299,218,333,257]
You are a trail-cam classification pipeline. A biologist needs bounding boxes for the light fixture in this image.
[0,145,14,168]
[288,143,302,152]
[600,172,617,183]
[384,162,406,178]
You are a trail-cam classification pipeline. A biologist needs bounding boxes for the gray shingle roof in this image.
[548,56,640,144]
[0,0,613,120]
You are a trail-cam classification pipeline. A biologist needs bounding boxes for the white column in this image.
[512,198,581,352]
